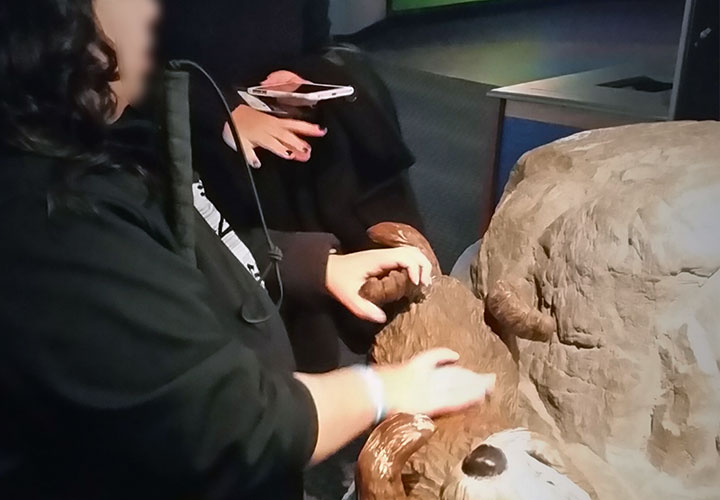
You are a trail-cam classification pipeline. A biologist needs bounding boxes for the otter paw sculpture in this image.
[356,413,437,500]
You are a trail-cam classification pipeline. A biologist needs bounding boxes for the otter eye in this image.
[461,444,508,478]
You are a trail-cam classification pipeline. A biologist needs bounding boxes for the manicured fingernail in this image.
[252,160,261,169]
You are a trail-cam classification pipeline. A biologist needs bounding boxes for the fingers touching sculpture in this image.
[367,222,443,276]
[360,222,441,306]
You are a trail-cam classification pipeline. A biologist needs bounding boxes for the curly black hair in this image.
[0,0,119,165]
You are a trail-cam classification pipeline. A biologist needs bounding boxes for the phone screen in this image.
[262,83,336,94]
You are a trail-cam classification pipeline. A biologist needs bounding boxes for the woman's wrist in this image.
[324,251,339,291]
[351,364,407,424]
[375,365,405,417]
[352,365,387,424]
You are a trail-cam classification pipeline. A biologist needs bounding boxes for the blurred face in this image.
[94,0,160,117]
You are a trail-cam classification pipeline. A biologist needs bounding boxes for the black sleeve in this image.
[303,0,332,52]
[242,227,340,307]
[189,76,245,148]
[0,179,318,495]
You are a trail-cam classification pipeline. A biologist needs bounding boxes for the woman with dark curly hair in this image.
[0,1,495,498]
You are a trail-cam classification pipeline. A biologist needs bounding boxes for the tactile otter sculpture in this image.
[355,223,594,500]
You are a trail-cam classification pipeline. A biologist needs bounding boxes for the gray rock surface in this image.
[472,121,720,500]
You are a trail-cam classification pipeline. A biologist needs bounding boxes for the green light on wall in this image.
[392,0,493,11]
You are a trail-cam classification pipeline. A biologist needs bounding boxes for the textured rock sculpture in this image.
[356,223,594,500]
[472,121,720,500]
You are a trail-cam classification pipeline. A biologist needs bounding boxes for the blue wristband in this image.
[353,365,387,424]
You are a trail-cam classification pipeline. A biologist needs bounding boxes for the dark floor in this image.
[359,0,685,86]
[370,61,499,272]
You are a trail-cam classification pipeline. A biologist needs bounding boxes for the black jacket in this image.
[164,0,331,85]
[0,149,318,499]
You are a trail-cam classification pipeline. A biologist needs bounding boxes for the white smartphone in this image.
[237,90,290,116]
[247,82,355,102]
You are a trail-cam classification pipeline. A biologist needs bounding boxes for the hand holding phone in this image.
[223,105,327,167]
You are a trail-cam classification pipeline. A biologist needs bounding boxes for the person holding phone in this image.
[164,0,424,249]
[0,1,496,498]
[163,0,427,371]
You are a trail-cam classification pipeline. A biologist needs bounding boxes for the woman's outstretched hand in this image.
[224,105,327,167]
[325,247,433,323]
[296,348,496,464]
[379,349,496,418]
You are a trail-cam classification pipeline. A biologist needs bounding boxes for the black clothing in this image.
[159,70,341,319]
[164,0,331,85]
[164,1,425,368]
[0,150,318,499]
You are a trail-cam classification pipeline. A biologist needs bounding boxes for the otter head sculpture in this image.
[355,223,594,500]
[357,415,594,500]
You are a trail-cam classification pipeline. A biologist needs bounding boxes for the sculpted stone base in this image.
[472,121,720,500]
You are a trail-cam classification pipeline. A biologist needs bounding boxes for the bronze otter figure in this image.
[355,223,594,500]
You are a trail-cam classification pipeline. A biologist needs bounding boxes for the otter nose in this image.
[461,444,508,478]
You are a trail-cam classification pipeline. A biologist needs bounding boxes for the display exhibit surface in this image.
[473,121,720,500]
[356,121,720,499]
